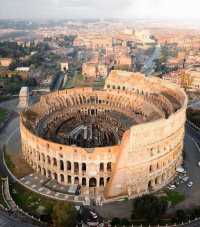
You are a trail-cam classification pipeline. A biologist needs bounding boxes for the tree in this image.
[52,202,77,227]
[175,209,188,223]
[121,218,130,226]
[111,217,121,226]
[133,195,168,223]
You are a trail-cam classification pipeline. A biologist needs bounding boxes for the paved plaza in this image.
[20,173,85,204]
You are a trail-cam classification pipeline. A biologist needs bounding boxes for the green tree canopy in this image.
[52,202,77,227]
[133,195,168,223]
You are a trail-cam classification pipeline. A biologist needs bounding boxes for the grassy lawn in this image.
[91,78,105,90]
[10,181,77,224]
[0,108,8,124]
[10,182,56,222]
[163,190,185,206]
[64,73,86,88]
[4,150,33,178]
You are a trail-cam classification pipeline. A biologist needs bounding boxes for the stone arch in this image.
[74,177,79,184]
[60,174,64,182]
[53,157,57,166]
[89,178,97,187]
[60,160,64,171]
[82,163,86,172]
[107,162,112,172]
[82,178,86,186]
[67,175,71,184]
[74,162,79,174]
[149,165,153,173]
[100,177,104,186]
[107,177,110,184]
[100,163,104,172]
[47,155,51,164]
[67,161,71,171]
[47,170,51,178]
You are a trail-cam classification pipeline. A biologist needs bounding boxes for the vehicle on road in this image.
[187,181,193,188]
[168,185,176,190]
[183,176,189,182]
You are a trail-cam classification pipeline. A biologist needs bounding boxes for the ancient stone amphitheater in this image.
[20,70,187,201]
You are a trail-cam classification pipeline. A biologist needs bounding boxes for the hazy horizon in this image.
[1,0,200,22]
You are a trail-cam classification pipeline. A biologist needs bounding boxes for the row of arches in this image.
[38,154,112,173]
[148,164,177,191]
[149,149,180,173]
[37,166,110,187]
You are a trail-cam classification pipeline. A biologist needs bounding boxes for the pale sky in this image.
[0,0,200,20]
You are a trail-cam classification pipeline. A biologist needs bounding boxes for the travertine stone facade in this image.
[20,70,187,201]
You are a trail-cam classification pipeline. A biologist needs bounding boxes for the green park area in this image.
[64,73,105,90]
[64,73,86,88]
[10,182,77,226]
[163,190,185,206]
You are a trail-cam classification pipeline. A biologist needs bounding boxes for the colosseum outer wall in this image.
[20,71,188,201]
[104,100,187,199]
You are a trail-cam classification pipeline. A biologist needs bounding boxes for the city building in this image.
[0,58,13,67]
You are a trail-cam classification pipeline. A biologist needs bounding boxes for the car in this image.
[187,181,193,188]
[168,185,176,190]
[183,176,189,182]
[198,161,200,167]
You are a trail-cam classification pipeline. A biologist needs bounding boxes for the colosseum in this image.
[20,70,188,201]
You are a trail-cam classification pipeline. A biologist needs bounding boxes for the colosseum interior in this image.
[20,70,188,202]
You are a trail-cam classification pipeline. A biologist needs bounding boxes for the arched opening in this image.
[53,158,57,166]
[67,175,71,184]
[47,170,51,178]
[149,165,153,173]
[53,173,58,181]
[107,162,112,172]
[60,160,64,171]
[82,178,86,186]
[60,174,64,182]
[42,154,45,162]
[74,177,79,184]
[100,177,104,186]
[89,178,97,187]
[148,180,153,191]
[100,163,104,172]
[107,177,110,184]
[43,168,46,176]
[74,162,79,174]
[155,177,159,185]
[67,161,71,171]
[47,156,51,164]
[82,163,86,172]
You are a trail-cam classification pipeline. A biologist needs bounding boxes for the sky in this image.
[0,0,200,21]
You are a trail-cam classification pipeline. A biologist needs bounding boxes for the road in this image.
[142,44,161,75]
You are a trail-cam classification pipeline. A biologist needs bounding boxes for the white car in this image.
[187,181,193,187]
[183,176,189,182]
[168,185,176,190]
[198,162,200,167]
